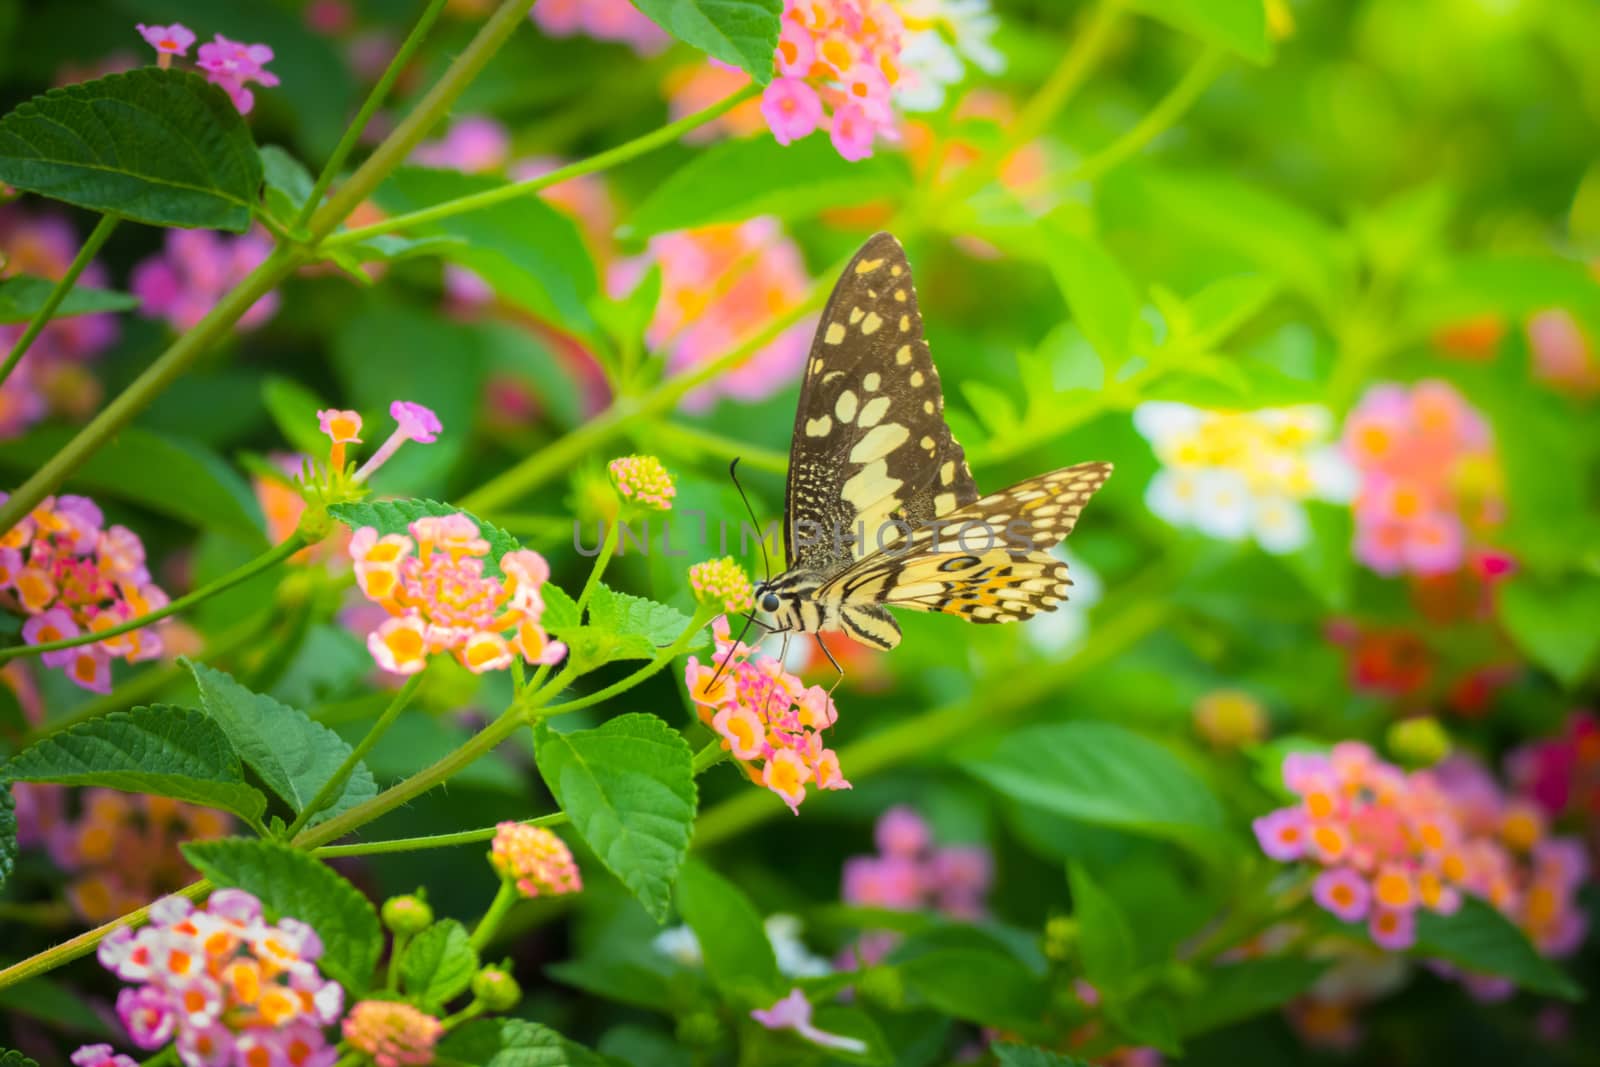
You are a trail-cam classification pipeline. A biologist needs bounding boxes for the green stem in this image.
[295,0,451,230]
[386,931,412,992]
[314,812,568,859]
[574,518,619,616]
[652,421,789,476]
[0,214,119,390]
[692,738,729,775]
[0,879,211,993]
[322,84,761,248]
[306,0,542,242]
[470,879,519,951]
[541,607,715,719]
[1066,45,1226,187]
[0,247,299,535]
[0,535,305,663]
[286,672,424,837]
[693,592,1171,850]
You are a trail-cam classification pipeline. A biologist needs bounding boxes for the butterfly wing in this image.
[783,233,980,574]
[821,462,1113,625]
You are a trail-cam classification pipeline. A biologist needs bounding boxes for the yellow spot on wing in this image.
[836,391,859,422]
[863,372,881,391]
[857,396,892,428]
[896,345,913,364]
[855,257,885,274]
[861,311,883,335]
[849,306,865,324]
[849,422,909,462]
[805,415,833,437]
[825,323,846,344]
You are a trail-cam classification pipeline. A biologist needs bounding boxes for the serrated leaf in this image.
[400,919,478,1012]
[259,144,315,224]
[1,1049,41,1067]
[993,1045,1092,1067]
[0,68,261,231]
[674,859,782,1005]
[0,426,266,542]
[626,135,910,237]
[964,722,1228,855]
[184,660,378,828]
[327,499,522,579]
[435,1018,581,1067]
[2,705,266,826]
[542,582,582,634]
[534,714,696,922]
[631,0,782,82]
[0,274,138,325]
[1415,896,1582,1000]
[182,837,381,992]
[588,585,705,652]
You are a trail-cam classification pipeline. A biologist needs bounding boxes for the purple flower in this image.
[1252,807,1308,861]
[874,805,930,858]
[71,1044,139,1067]
[751,988,867,1054]
[390,401,442,444]
[195,34,278,114]
[136,23,195,57]
[1312,867,1372,922]
[117,985,177,1048]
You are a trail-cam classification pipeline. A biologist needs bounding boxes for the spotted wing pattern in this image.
[822,462,1113,624]
[783,233,979,575]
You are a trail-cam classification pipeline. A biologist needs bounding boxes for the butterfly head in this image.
[753,572,823,634]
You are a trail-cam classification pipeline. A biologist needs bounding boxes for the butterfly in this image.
[747,232,1113,663]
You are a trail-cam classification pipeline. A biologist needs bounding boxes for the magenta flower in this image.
[829,102,877,161]
[117,985,178,1049]
[761,78,823,146]
[874,805,930,858]
[353,401,443,481]
[1313,867,1372,922]
[131,228,279,331]
[412,115,512,173]
[136,22,195,63]
[752,989,867,1054]
[1368,906,1415,951]
[1251,807,1308,861]
[530,0,669,55]
[195,34,278,113]
[71,1045,139,1067]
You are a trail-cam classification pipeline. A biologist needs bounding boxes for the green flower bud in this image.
[675,1011,724,1048]
[856,965,904,1009]
[1043,915,1078,962]
[471,965,522,1011]
[381,893,433,935]
[1388,716,1451,768]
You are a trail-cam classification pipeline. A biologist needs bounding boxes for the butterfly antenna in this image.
[728,458,772,585]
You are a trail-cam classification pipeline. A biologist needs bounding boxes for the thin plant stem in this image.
[0,213,119,389]
[314,812,568,859]
[540,607,716,719]
[1066,44,1226,187]
[295,0,451,230]
[470,879,518,951]
[285,672,425,837]
[0,535,306,663]
[652,421,789,476]
[323,84,760,248]
[307,0,542,241]
[574,518,619,616]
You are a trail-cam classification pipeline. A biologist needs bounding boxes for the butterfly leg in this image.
[707,610,780,689]
[814,633,847,696]
[761,631,792,722]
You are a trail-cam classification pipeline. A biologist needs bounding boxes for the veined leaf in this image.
[1175,958,1328,1036]
[588,584,706,652]
[534,714,696,922]
[436,1018,592,1067]
[1070,863,1139,995]
[0,68,260,231]
[0,274,137,325]
[182,837,381,992]
[1415,896,1582,1000]
[400,920,478,1013]
[259,143,314,224]
[327,499,522,579]
[184,660,377,828]
[674,859,782,1005]
[1039,226,1142,369]
[631,0,782,83]
[898,947,1047,1032]
[2,705,266,826]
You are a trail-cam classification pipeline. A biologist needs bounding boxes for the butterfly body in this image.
[755,233,1112,652]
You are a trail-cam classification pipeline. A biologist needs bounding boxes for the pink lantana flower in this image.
[354,401,444,482]
[761,78,824,145]
[752,988,867,1054]
[195,34,278,113]
[136,23,195,66]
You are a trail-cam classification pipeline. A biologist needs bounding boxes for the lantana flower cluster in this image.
[611,218,814,411]
[132,228,280,333]
[489,821,583,899]
[0,207,120,438]
[1254,742,1588,965]
[529,0,668,55]
[135,23,278,113]
[341,1000,443,1067]
[1508,711,1600,857]
[350,515,567,677]
[1133,402,1355,554]
[1341,380,1503,576]
[12,785,229,923]
[685,617,850,813]
[608,454,677,510]
[3,492,171,693]
[96,890,342,1067]
[689,557,756,615]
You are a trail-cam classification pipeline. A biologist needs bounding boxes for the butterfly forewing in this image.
[820,461,1113,624]
[783,233,979,574]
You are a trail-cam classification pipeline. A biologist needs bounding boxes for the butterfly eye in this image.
[761,593,781,613]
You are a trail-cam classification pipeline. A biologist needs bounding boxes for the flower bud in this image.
[675,1011,724,1048]
[855,965,904,1009]
[1387,716,1451,768]
[381,893,433,935]
[471,965,522,1011]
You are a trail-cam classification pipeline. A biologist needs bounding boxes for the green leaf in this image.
[630,0,783,83]
[0,425,265,542]
[183,660,378,828]
[626,135,910,238]
[674,858,782,1005]
[182,837,381,992]
[1131,0,1271,63]
[0,68,261,231]
[898,948,1046,1031]
[260,375,329,457]
[1174,958,1328,1036]
[1184,275,1280,350]
[1498,573,1600,688]
[435,1018,578,1067]
[588,585,705,652]
[993,1045,1092,1067]
[327,499,522,579]
[964,722,1228,853]
[534,714,697,922]
[1070,863,1139,994]
[259,143,314,224]
[545,954,681,1013]
[1,1049,41,1067]
[0,274,138,324]
[1039,226,1141,369]
[542,582,582,634]
[2,705,266,825]
[401,919,478,1012]
[0,785,15,892]
[1415,896,1582,1000]
[375,167,596,334]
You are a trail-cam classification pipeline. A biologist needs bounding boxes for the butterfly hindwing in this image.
[821,462,1113,625]
[783,233,979,575]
